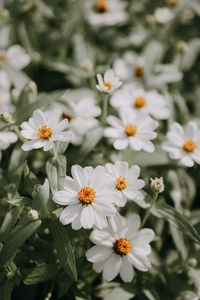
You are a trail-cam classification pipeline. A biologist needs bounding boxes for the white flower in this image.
[60,97,101,145]
[110,84,169,120]
[87,0,127,27]
[113,51,145,82]
[105,161,148,208]
[0,89,13,114]
[162,122,200,167]
[96,69,122,95]
[53,165,117,230]
[0,69,11,90]
[28,209,39,220]
[20,109,72,151]
[154,7,174,25]
[104,107,158,152]
[0,131,18,150]
[0,45,30,70]
[86,213,155,282]
[150,177,164,193]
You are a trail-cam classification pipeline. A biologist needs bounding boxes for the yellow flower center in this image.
[125,123,138,136]
[104,82,112,90]
[116,176,127,191]
[62,112,73,122]
[113,238,131,255]
[78,186,96,204]
[183,139,197,152]
[135,66,143,77]
[134,96,146,108]
[38,125,52,140]
[96,0,108,13]
[0,55,7,61]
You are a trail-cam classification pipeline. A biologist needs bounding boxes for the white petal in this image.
[120,256,134,282]
[53,190,78,205]
[90,229,114,247]
[127,252,151,271]
[180,155,194,167]
[21,139,44,151]
[59,204,81,225]
[86,246,113,263]
[114,138,128,150]
[103,253,122,281]
[80,205,95,229]
[71,165,87,187]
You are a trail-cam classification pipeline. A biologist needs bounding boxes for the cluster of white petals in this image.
[96,69,122,95]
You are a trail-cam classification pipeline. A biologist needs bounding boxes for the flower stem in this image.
[102,94,109,125]
[13,125,25,143]
[139,192,158,229]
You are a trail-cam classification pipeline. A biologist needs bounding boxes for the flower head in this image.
[162,122,200,167]
[104,107,158,152]
[86,213,155,282]
[96,69,122,95]
[53,165,117,230]
[150,177,164,193]
[154,7,174,25]
[0,131,18,150]
[0,45,30,70]
[20,109,72,151]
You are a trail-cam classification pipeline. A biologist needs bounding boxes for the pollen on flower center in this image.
[134,96,146,108]
[96,0,108,13]
[183,139,197,152]
[135,66,143,77]
[113,238,131,255]
[38,125,52,140]
[116,176,127,190]
[78,186,96,204]
[125,123,138,136]
[104,82,112,90]
[62,112,73,122]
[0,55,7,61]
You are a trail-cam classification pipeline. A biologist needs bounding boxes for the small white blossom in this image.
[154,7,174,25]
[162,122,200,167]
[20,109,72,151]
[28,209,39,220]
[86,213,155,282]
[150,177,164,193]
[104,107,158,152]
[0,112,12,123]
[53,165,117,230]
[96,69,122,95]
[0,45,30,70]
[0,131,18,150]
[105,161,148,208]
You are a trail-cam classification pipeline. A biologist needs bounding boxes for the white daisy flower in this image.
[113,51,145,82]
[86,213,155,282]
[105,161,148,208]
[20,109,72,151]
[53,165,117,230]
[87,0,127,27]
[0,45,30,70]
[154,7,174,25]
[104,107,158,152]
[110,84,169,120]
[96,69,122,95]
[60,97,101,145]
[0,131,18,150]
[162,122,200,167]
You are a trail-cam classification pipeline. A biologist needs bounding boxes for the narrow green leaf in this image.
[46,155,66,193]
[23,263,58,285]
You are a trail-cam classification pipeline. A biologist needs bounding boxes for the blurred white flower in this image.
[104,107,158,152]
[105,161,148,208]
[87,0,127,27]
[0,45,30,70]
[96,69,122,94]
[86,213,155,282]
[150,177,164,193]
[20,109,72,151]
[154,7,174,25]
[0,69,11,90]
[113,51,144,82]
[0,131,18,150]
[61,97,101,145]
[111,84,169,120]
[53,165,116,230]
[162,122,200,167]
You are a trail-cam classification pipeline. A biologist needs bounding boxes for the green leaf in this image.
[80,126,104,156]
[23,263,58,285]
[0,220,41,265]
[50,221,77,281]
[23,163,40,196]
[152,202,200,245]
[169,224,188,260]
[46,155,66,194]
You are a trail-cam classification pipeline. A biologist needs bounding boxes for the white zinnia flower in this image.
[104,107,158,152]
[53,165,117,230]
[86,213,155,282]
[162,122,200,167]
[0,131,18,150]
[0,45,30,70]
[87,0,127,27]
[20,109,72,151]
[105,161,148,208]
[110,84,169,120]
[154,7,174,25]
[60,97,101,145]
[96,69,122,95]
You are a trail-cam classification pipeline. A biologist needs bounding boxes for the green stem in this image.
[13,125,26,143]
[101,94,109,125]
[139,192,158,229]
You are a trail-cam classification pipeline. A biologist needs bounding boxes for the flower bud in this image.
[188,258,197,268]
[0,112,12,123]
[28,209,39,220]
[150,177,164,193]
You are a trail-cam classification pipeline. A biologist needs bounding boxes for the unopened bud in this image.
[188,258,197,267]
[28,209,38,220]
[0,112,12,123]
[150,177,164,193]
[6,271,14,280]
